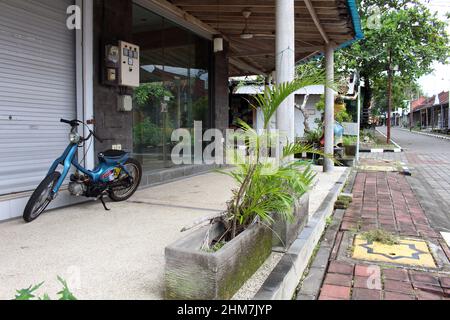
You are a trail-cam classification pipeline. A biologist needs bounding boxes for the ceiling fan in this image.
[239,9,275,40]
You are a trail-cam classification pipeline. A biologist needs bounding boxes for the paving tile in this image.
[328,261,354,275]
[384,291,415,300]
[352,288,381,300]
[412,282,443,293]
[324,273,353,287]
[318,295,344,300]
[341,221,357,231]
[300,267,327,296]
[383,268,409,282]
[320,284,351,299]
[355,264,380,277]
[416,290,442,300]
[409,271,440,285]
[440,277,450,289]
[383,280,414,294]
[353,276,372,289]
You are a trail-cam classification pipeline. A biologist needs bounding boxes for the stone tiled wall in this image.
[213,41,230,133]
[93,0,134,154]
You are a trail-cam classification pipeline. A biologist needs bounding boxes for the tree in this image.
[335,0,450,132]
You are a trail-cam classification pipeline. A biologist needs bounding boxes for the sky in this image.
[417,0,450,96]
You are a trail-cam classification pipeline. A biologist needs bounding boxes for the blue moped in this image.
[23,119,142,222]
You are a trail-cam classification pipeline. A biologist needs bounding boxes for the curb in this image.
[295,172,357,300]
[253,168,352,300]
[398,128,450,141]
[373,128,403,152]
[399,162,411,176]
[359,148,402,153]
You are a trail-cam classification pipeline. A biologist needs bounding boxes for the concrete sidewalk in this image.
[0,166,344,300]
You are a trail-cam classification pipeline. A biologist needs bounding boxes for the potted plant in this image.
[343,135,358,157]
[164,75,327,300]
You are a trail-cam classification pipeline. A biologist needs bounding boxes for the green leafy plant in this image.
[343,135,358,146]
[14,277,77,300]
[304,128,323,145]
[214,74,332,243]
[361,229,400,246]
[134,82,173,108]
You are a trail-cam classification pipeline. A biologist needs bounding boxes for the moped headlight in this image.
[69,132,81,144]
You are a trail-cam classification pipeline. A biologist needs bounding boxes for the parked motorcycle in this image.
[23,119,142,222]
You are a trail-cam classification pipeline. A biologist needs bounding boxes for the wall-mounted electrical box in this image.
[103,41,140,88]
[118,95,133,112]
[119,41,140,88]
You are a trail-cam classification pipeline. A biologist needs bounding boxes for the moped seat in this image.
[98,150,129,165]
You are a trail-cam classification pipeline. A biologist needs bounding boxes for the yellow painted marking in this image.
[352,235,436,268]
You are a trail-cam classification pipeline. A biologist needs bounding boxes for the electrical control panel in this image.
[119,41,140,88]
[103,41,140,88]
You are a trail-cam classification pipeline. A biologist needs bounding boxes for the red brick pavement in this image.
[318,261,450,300]
[341,172,440,238]
[317,172,450,300]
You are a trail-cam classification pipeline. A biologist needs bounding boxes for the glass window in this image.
[132,4,212,172]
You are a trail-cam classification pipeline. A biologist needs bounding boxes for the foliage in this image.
[304,128,323,145]
[362,229,400,245]
[335,0,450,117]
[133,118,162,147]
[134,82,174,108]
[217,75,330,241]
[315,95,353,123]
[343,135,358,146]
[14,277,77,300]
[133,117,175,148]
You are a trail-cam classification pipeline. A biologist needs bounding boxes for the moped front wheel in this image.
[23,171,61,223]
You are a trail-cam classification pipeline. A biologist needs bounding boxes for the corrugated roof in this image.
[411,92,449,112]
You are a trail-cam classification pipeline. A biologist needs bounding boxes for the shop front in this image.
[0,0,361,221]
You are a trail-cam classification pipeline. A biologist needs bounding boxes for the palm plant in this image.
[216,73,332,242]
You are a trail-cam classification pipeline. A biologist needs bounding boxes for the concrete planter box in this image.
[344,144,357,157]
[272,193,309,250]
[165,221,272,300]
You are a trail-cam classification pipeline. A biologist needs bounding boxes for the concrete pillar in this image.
[323,43,335,172]
[275,0,295,160]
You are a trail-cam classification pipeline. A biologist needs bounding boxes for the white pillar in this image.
[324,43,335,172]
[275,0,295,160]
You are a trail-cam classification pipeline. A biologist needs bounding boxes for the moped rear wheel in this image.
[23,171,61,223]
[108,158,142,202]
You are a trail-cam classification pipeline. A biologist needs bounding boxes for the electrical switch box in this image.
[118,95,133,112]
[119,41,140,88]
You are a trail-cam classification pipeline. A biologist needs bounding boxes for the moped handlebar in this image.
[61,119,104,143]
[60,118,80,126]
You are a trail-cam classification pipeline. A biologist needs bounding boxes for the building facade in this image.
[0,0,361,221]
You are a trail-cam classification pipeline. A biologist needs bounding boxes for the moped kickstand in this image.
[98,195,111,211]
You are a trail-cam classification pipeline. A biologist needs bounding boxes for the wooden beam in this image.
[229,57,267,75]
[303,0,329,44]
[134,0,220,39]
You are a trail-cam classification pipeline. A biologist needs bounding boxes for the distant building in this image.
[410,92,449,131]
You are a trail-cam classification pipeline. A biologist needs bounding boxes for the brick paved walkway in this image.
[319,261,450,300]
[315,172,450,300]
[341,172,440,239]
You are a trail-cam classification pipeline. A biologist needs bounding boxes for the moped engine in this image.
[69,174,87,197]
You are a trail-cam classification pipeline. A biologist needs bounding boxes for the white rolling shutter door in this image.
[0,0,76,195]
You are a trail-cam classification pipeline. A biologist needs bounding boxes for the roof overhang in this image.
[165,0,364,76]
